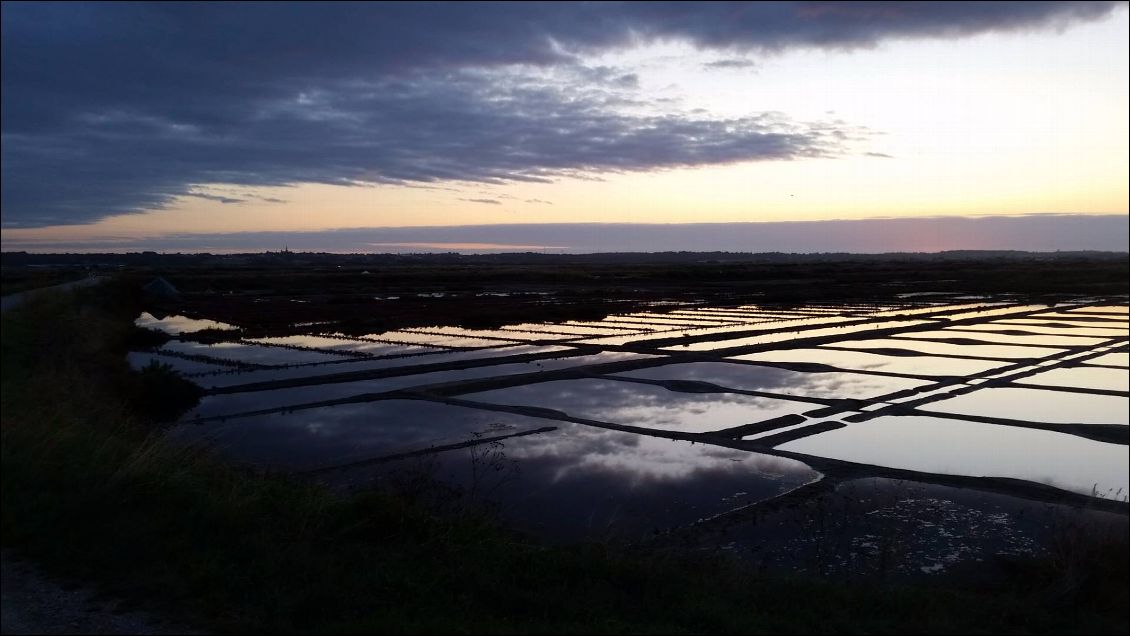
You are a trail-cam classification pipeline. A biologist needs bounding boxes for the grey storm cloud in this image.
[187,193,245,205]
[1,1,1121,226]
[702,59,759,70]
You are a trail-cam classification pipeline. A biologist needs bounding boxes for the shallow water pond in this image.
[146,298,1128,546]
[1014,366,1129,393]
[1064,305,1129,316]
[504,322,656,336]
[135,312,238,335]
[611,362,931,400]
[777,415,1128,497]
[993,319,1128,335]
[920,386,1129,426]
[604,314,741,326]
[826,338,1065,360]
[170,399,551,471]
[894,329,1107,348]
[192,344,576,389]
[667,320,935,352]
[355,330,525,348]
[579,316,856,347]
[731,348,1011,377]
[128,351,234,375]
[333,421,821,542]
[186,351,658,419]
[161,340,356,366]
[403,326,578,341]
[1084,352,1130,367]
[459,378,819,433]
[243,335,441,357]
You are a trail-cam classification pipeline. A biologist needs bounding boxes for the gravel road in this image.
[1,551,200,635]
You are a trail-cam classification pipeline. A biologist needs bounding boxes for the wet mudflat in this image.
[661,477,1129,581]
[138,295,1128,577]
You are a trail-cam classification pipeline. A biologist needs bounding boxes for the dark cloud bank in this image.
[2,2,1122,227]
[7,215,1126,254]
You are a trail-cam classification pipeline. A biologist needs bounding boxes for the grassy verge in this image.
[0,267,86,296]
[2,281,1126,634]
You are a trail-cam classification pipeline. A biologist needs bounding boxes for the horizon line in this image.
[4,214,1128,254]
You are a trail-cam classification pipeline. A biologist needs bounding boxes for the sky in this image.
[1,1,1127,253]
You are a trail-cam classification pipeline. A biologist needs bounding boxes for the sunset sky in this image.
[2,1,1127,252]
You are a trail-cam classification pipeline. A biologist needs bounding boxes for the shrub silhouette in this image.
[130,360,203,422]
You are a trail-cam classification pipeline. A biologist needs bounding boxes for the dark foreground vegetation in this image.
[2,267,1128,633]
[0,266,86,297]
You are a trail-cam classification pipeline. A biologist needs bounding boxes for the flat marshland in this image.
[2,253,1127,633]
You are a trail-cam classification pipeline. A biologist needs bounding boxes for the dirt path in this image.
[0,551,199,635]
[0,276,107,313]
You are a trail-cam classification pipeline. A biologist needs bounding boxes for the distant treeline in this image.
[3,249,1127,269]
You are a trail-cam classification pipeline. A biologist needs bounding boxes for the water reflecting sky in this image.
[191,344,576,389]
[732,348,1010,377]
[1014,366,1129,392]
[135,312,237,335]
[460,378,819,433]
[345,420,821,542]
[161,340,355,366]
[955,323,1129,338]
[169,399,550,471]
[144,300,1128,537]
[921,386,1129,425]
[187,351,655,419]
[1084,352,1130,368]
[778,415,1128,497]
[128,351,232,375]
[244,335,439,356]
[611,361,931,400]
[169,397,822,542]
[991,320,1128,337]
[895,329,1107,347]
[825,338,1064,360]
